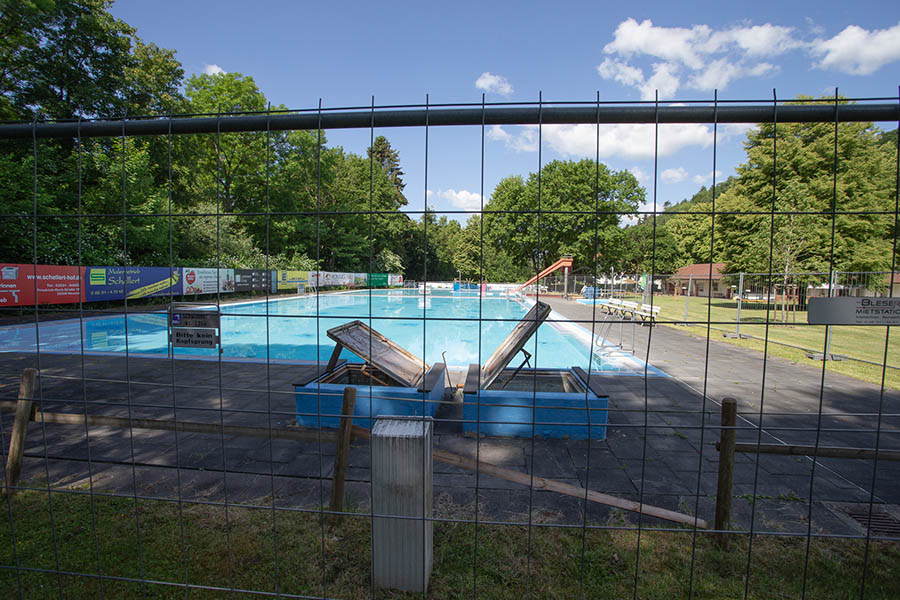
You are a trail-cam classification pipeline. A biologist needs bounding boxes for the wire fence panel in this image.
[1,95,899,599]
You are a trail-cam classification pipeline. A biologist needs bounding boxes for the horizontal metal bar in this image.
[2,103,898,140]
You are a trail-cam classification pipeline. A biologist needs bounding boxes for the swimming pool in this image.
[0,291,666,375]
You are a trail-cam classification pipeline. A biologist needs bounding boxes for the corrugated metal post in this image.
[372,416,433,593]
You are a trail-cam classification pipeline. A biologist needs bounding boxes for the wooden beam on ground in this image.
[330,387,356,516]
[3,369,37,498]
[349,426,706,529]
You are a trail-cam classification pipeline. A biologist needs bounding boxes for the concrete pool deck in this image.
[1,295,898,535]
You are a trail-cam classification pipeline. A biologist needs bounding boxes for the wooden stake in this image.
[4,368,37,498]
[715,397,737,548]
[329,387,357,516]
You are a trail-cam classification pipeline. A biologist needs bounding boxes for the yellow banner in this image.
[126,271,181,299]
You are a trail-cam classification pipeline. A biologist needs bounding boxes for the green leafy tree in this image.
[184,72,268,213]
[82,138,170,265]
[484,160,643,274]
[374,248,404,273]
[0,0,182,120]
[717,106,896,283]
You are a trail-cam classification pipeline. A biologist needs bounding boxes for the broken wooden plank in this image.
[327,320,427,387]
[480,301,551,389]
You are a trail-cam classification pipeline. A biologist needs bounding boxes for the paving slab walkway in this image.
[1,295,897,536]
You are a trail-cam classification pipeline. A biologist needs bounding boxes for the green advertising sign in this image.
[369,273,389,287]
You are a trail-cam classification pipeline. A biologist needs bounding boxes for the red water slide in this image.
[514,256,574,293]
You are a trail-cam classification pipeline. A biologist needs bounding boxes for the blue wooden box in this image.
[295,362,445,429]
[461,366,608,439]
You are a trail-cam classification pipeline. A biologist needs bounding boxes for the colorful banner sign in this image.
[277,270,308,291]
[0,264,83,306]
[369,273,389,287]
[388,274,404,287]
[182,268,235,294]
[84,266,182,302]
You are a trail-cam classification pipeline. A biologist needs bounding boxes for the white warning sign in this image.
[808,297,900,326]
[172,328,219,348]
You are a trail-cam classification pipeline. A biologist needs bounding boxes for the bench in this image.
[634,303,661,325]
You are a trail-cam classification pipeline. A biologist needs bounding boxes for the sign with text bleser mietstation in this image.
[807,297,900,326]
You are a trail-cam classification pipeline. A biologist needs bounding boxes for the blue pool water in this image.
[0,291,665,374]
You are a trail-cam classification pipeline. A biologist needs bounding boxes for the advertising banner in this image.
[277,270,308,291]
[352,273,368,288]
[234,269,271,293]
[388,274,403,287]
[84,266,183,301]
[183,268,235,294]
[0,264,83,306]
[369,273,389,287]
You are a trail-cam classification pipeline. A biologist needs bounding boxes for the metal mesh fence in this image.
[1,95,899,598]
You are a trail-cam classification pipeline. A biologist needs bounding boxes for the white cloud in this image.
[628,166,650,185]
[599,19,802,97]
[597,59,681,100]
[485,125,510,143]
[475,72,514,96]
[642,62,681,100]
[597,58,644,87]
[811,22,900,75]
[660,167,688,184]
[545,122,712,159]
[604,18,710,69]
[487,125,538,152]
[203,64,225,76]
[710,24,805,57]
[692,170,724,185]
[438,189,484,211]
[488,122,714,160]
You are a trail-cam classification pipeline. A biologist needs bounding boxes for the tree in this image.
[367,135,407,206]
[664,203,724,267]
[484,160,643,274]
[717,106,896,283]
[374,248,404,273]
[0,0,182,120]
[184,72,268,213]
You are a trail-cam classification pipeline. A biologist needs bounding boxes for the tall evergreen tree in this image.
[367,135,407,206]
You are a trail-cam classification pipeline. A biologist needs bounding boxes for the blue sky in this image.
[111,1,900,221]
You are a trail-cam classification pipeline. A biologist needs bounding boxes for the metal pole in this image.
[825,270,836,357]
[563,265,569,299]
[736,272,744,336]
[683,274,693,324]
[5,104,898,140]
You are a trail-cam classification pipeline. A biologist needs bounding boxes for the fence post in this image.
[4,368,37,498]
[329,386,356,516]
[682,274,693,324]
[715,397,737,549]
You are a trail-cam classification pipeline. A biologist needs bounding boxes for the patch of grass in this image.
[2,489,899,598]
[645,294,900,390]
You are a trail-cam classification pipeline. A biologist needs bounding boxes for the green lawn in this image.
[626,294,900,391]
[2,488,899,599]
